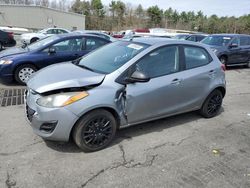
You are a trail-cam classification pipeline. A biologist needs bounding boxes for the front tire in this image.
[219,56,227,65]
[14,64,37,85]
[246,61,250,68]
[199,90,223,118]
[73,109,117,152]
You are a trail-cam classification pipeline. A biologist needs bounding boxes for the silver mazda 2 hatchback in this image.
[25,38,226,152]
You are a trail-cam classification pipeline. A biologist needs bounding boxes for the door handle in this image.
[171,78,182,85]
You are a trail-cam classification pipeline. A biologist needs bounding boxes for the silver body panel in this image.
[26,39,226,142]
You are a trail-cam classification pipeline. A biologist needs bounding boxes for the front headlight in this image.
[0,60,13,65]
[36,91,89,108]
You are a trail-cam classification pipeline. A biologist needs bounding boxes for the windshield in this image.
[28,35,59,51]
[201,36,233,46]
[77,41,149,74]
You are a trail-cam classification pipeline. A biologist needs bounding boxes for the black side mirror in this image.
[125,70,150,83]
[229,43,238,48]
[48,47,56,54]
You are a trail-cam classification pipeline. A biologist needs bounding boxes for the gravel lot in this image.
[0,68,250,188]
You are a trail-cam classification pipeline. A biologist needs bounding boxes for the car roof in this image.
[55,33,110,40]
[209,33,250,37]
[131,37,206,47]
[131,37,175,45]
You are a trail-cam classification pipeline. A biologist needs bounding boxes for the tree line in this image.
[1,0,250,34]
[71,0,250,34]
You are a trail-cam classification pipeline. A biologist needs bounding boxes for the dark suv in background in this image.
[201,34,250,67]
[0,30,16,50]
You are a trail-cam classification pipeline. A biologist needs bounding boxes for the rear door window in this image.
[85,38,108,51]
[239,36,250,46]
[184,46,211,69]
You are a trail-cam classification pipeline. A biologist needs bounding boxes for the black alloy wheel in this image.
[200,90,223,118]
[73,109,117,152]
[82,116,113,148]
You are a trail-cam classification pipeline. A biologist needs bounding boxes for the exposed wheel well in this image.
[70,107,121,139]
[215,87,226,98]
[30,37,39,43]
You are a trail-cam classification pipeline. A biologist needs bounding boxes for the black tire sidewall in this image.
[219,56,227,65]
[14,64,37,85]
[200,90,223,118]
[73,109,117,152]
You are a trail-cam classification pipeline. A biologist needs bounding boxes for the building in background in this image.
[0,5,85,32]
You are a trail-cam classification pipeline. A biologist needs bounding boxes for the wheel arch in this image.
[69,106,121,140]
[30,37,39,43]
[13,62,38,75]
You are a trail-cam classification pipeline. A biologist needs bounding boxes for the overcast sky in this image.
[100,0,250,17]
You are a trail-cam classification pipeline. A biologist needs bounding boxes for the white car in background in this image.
[20,28,70,44]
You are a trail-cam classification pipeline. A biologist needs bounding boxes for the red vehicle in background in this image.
[0,29,16,50]
[112,28,150,38]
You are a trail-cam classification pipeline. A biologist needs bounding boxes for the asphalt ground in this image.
[0,67,250,188]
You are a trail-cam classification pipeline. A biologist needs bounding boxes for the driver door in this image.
[125,45,184,124]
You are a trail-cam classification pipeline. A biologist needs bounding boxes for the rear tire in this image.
[246,61,250,68]
[73,109,117,152]
[30,37,39,44]
[14,64,37,85]
[199,90,223,118]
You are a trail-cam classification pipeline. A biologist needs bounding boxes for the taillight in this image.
[8,32,14,39]
[221,64,226,71]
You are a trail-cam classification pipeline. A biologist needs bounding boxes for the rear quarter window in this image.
[184,45,212,69]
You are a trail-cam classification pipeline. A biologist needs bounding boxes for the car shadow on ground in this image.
[226,66,249,72]
[0,80,23,88]
[44,107,224,153]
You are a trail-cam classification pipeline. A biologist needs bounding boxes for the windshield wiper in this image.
[77,64,95,72]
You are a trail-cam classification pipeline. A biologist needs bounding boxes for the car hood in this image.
[0,47,27,59]
[27,62,105,94]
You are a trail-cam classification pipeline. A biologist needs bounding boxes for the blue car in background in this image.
[0,33,111,84]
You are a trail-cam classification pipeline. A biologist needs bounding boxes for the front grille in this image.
[26,104,35,122]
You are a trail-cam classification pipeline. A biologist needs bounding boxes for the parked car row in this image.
[20,28,70,44]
